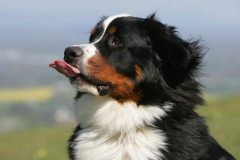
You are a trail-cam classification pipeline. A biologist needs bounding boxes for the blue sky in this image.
[1,0,239,48]
[1,0,239,30]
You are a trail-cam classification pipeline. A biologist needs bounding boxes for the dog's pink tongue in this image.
[49,60,80,77]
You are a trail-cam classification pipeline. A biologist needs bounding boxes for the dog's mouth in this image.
[49,60,112,95]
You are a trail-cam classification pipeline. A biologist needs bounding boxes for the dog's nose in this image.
[64,47,82,58]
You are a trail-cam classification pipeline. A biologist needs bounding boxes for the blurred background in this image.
[0,0,239,159]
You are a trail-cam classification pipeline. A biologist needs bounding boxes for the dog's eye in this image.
[108,38,123,47]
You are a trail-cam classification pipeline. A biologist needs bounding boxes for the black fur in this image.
[67,14,235,160]
[68,125,82,160]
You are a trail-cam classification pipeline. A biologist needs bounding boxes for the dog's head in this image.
[51,14,205,106]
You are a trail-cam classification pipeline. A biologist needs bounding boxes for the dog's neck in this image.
[72,93,173,160]
[74,93,173,133]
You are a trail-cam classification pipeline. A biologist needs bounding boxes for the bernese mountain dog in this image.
[49,14,235,160]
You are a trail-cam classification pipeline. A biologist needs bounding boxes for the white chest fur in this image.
[73,94,172,160]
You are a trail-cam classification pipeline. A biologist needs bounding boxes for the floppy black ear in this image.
[163,26,191,68]
[144,14,205,88]
[145,14,194,68]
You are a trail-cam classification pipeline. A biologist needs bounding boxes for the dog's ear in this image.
[144,14,205,88]
[144,14,193,68]
[163,26,191,68]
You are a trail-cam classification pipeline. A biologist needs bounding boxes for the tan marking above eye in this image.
[91,28,96,35]
[108,26,117,35]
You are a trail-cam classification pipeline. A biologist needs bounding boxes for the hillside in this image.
[0,95,239,160]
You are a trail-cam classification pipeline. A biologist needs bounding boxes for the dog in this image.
[49,14,235,160]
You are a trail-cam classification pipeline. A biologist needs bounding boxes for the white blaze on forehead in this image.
[92,13,131,44]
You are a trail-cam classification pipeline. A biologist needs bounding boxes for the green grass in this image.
[0,125,74,160]
[0,86,53,103]
[0,95,239,160]
[197,94,240,159]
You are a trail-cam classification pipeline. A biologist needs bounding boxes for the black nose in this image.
[64,47,82,60]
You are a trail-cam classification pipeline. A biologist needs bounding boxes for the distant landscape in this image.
[0,44,239,132]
